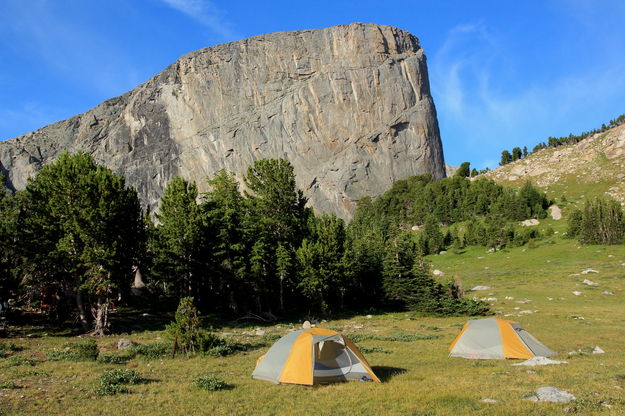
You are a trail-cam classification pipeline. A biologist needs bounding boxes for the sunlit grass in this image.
[1,236,624,415]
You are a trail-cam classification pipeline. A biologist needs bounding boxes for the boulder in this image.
[117,338,136,349]
[513,356,567,366]
[592,346,605,354]
[520,219,540,227]
[582,279,598,286]
[432,269,444,276]
[524,386,576,403]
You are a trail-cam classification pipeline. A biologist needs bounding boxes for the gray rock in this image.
[592,346,605,354]
[582,279,598,286]
[471,285,491,291]
[524,386,576,403]
[602,291,614,295]
[520,219,540,227]
[581,268,599,274]
[479,398,497,403]
[0,23,445,220]
[254,328,266,336]
[117,338,135,349]
[432,269,444,276]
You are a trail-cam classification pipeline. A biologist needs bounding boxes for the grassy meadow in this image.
[1,222,625,415]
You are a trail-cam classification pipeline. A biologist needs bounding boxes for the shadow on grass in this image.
[372,366,407,382]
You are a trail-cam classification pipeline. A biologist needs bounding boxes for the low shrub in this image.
[0,342,22,353]
[131,342,171,359]
[47,339,99,362]
[194,375,229,391]
[94,369,141,396]
[358,346,392,354]
[346,332,442,343]
[5,355,35,367]
[96,353,130,365]
[0,381,19,389]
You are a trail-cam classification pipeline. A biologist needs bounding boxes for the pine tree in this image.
[153,177,205,299]
[21,152,143,334]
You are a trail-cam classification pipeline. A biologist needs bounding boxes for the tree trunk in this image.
[279,275,284,311]
[92,295,110,336]
[75,291,89,331]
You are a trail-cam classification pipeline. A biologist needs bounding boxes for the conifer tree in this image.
[21,152,143,334]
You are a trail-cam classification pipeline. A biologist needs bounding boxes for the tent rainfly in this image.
[252,328,381,385]
[449,318,556,359]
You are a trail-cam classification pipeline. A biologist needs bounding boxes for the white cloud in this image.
[430,21,625,169]
[160,0,238,40]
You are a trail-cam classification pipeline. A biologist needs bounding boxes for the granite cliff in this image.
[0,23,445,219]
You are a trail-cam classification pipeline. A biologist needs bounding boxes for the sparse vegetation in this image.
[193,375,230,391]
[94,369,141,396]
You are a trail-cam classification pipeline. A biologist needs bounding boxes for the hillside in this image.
[2,232,624,415]
[0,23,445,220]
[483,124,625,207]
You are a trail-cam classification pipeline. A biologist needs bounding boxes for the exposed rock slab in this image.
[0,23,446,219]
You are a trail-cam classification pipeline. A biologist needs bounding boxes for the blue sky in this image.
[1,0,624,169]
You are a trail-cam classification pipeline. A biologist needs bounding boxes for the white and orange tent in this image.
[449,318,555,359]
[252,327,380,385]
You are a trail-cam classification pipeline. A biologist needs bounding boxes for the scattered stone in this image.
[117,338,136,349]
[592,346,605,354]
[549,205,562,220]
[353,325,364,329]
[477,256,485,259]
[521,219,540,227]
[487,248,495,253]
[302,321,312,329]
[366,315,372,319]
[582,279,598,286]
[255,328,266,336]
[505,296,514,300]
[514,307,521,310]
[581,268,599,274]
[439,250,447,255]
[519,310,534,315]
[26,333,39,338]
[432,269,444,276]
[484,266,490,270]
[572,291,582,296]
[516,300,531,304]
[525,370,537,374]
[608,254,614,258]
[411,225,420,231]
[513,356,568,366]
[568,315,584,320]
[547,297,553,301]
[602,291,614,295]
[523,386,576,403]
[471,285,491,291]
[479,398,498,403]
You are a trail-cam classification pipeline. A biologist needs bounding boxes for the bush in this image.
[166,297,229,355]
[194,375,229,391]
[94,369,141,396]
[358,346,391,354]
[131,342,171,360]
[46,339,99,362]
[96,353,130,365]
[0,342,22,353]
[5,355,35,367]
[0,381,19,389]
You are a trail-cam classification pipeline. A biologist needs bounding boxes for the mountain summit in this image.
[0,23,445,219]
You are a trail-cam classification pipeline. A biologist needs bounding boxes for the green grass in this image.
[1,236,624,415]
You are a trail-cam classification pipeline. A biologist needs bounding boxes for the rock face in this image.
[0,23,445,219]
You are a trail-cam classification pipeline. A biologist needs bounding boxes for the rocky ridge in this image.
[0,23,445,219]
[483,124,625,205]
